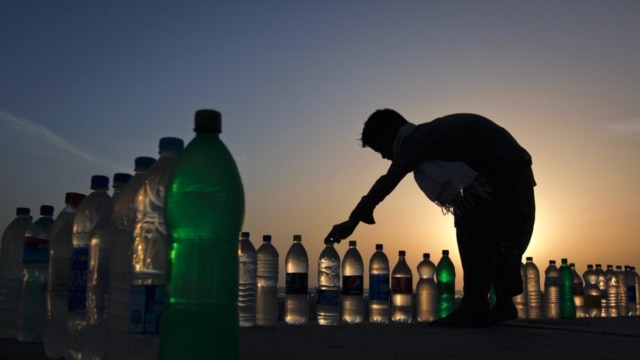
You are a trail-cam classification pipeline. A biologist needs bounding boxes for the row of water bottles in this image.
[0,109,247,359]
[514,257,639,320]
[237,233,458,326]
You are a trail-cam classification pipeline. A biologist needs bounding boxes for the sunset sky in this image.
[1,1,638,290]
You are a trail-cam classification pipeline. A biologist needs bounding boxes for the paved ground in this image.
[2,317,639,359]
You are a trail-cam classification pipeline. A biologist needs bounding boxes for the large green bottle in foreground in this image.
[159,109,245,360]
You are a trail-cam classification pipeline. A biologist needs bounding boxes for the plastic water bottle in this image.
[595,264,607,317]
[624,266,637,316]
[159,109,245,360]
[570,263,585,318]
[391,250,413,323]
[435,249,455,319]
[604,265,618,317]
[416,253,437,322]
[317,239,340,325]
[129,145,180,360]
[615,265,627,316]
[524,257,542,319]
[368,244,389,324]
[67,175,112,359]
[256,234,279,326]
[105,156,156,360]
[0,207,31,338]
[559,258,576,319]
[16,205,54,342]
[284,234,309,325]
[632,266,640,315]
[513,263,527,319]
[543,260,560,319]
[582,264,601,317]
[341,240,364,324]
[238,231,257,327]
[43,193,85,358]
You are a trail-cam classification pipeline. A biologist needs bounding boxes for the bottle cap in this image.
[526,256,533,261]
[399,250,406,256]
[595,264,602,268]
[587,264,593,269]
[135,156,156,171]
[68,193,86,207]
[549,260,556,265]
[561,258,568,264]
[375,244,383,251]
[159,137,184,154]
[113,173,132,187]
[293,234,301,242]
[90,175,110,190]
[263,234,272,243]
[240,231,250,239]
[423,253,430,259]
[348,240,356,247]
[442,249,449,256]
[16,207,30,216]
[40,205,54,216]
[194,109,222,133]
[324,238,334,245]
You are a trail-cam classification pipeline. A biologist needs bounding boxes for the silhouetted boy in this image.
[326,108,536,326]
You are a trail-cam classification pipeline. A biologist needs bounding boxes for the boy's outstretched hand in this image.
[325,219,359,244]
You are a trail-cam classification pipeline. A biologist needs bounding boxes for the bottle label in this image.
[628,285,637,303]
[391,276,412,294]
[23,236,49,264]
[342,275,364,295]
[317,289,340,305]
[369,274,390,301]
[68,246,89,311]
[285,273,308,295]
[129,285,165,334]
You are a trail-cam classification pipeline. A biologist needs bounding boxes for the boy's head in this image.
[360,108,408,160]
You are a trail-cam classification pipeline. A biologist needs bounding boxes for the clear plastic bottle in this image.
[238,231,257,327]
[159,109,245,360]
[624,266,637,316]
[256,234,279,326]
[416,253,437,322]
[129,141,182,360]
[543,260,560,319]
[368,244,390,324]
[615,265,627,316]
[632,266,640,316]
[67,175,112,359]
[524,257,542,319]
[513,263,528,319]
[594,264,608,317]
[17,205,55,342]
[317,239,340,325]
[570,263,585,318]
[105,156,156,360]
[391,250,413,323]
[284,234,309,325]
[435,249,455,319]
[582,264,601,318]
[559,258,576,319]
[0,207,31,338]
[341,240,364,324]
[43,193,85,358]
[605,264,618,317]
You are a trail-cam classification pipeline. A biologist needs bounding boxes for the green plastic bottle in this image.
[436,249,456,319]
[559,258,576,319]
[159,109,245,360]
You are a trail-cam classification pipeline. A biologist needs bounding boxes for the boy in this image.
[325,108,536,326]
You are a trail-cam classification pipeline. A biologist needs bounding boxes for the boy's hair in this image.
[360,108,409,148]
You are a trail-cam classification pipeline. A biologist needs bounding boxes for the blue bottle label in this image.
[369,274,390,301]
[285,273,308,295]
[342,275,364,295]
[23,236,49,264]
[129,285,165,334]
[317,289,340,306]
[628,285,637,303]
[68,246,89,311]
